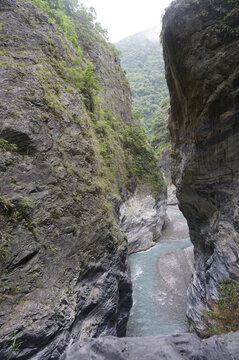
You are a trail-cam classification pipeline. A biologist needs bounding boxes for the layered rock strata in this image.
[162,0,239,331]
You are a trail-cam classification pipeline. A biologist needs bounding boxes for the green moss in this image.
[88,103,165,197]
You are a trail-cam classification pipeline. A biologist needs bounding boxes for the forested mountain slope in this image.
[116,27,168,133]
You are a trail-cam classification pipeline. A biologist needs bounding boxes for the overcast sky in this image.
[80,0,173,42]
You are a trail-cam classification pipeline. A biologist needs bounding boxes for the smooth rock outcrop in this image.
[63,331,239,360]
[162,0,239,332]
[119,186,167,253]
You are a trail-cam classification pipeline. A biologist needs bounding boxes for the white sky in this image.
[80,0,173,42]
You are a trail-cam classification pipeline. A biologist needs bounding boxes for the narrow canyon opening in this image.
[126,188,194,337]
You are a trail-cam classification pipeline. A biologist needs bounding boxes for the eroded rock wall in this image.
[0,0,135,358]
[162,0,239,331]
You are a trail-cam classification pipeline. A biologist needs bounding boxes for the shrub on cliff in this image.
[202,279,239,336]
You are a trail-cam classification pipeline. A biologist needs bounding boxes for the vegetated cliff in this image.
[162,0,239,334]
[0,0,165,358]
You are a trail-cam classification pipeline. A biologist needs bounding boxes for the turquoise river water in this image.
[126,206,192,337]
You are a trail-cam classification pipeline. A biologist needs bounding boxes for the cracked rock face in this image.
[162,0,239,331]
[119,186,167,253]
[0,0,133,358]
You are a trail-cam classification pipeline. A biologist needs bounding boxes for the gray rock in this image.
[64,331,239,360]
[160,205,189,242]
[162,0,239,332]
[167,185,177,206]
[157,246,194,296]
[0,0,134,358]
[119,185,167,253]
[159,146,172,183]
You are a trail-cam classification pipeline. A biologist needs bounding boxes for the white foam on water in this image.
[133,264,143,280]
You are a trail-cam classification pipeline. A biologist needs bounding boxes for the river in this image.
[126,205,193,337]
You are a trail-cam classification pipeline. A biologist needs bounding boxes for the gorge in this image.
[0,0,239,359]
[126,203,193,337]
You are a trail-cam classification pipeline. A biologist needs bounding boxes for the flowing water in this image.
[126,205,193,337]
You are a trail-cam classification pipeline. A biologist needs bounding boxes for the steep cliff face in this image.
[0,1,164,358]
[162,0,239,332]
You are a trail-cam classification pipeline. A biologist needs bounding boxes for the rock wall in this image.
[162,0,239,331]
[119,185,167,253]
[0,0,140,358]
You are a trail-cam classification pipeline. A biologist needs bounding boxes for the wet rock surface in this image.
[64,331,239,360]
[119,186,167,253]
[162,0,239,331]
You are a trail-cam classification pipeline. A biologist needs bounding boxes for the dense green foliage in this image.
[229,0,239,6]
[116,28,168,132]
